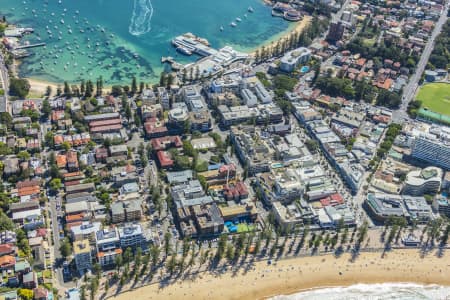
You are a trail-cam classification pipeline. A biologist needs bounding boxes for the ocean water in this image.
[1,0,291,84]
[271,283,450,300]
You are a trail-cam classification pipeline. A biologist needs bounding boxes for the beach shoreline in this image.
[26,78,58,97]
[248,15,311,56]
[22,16,310,91]
[108,249,450,300]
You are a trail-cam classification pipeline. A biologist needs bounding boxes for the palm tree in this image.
[164,232,172,257]
[150,244,160,268]
[166,255,177,276]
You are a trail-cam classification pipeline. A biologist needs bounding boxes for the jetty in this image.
[161,56,184,71]
[4,27,34,38]
[161,56,175,64]
[14,43,46,50]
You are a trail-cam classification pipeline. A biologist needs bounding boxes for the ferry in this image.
[230,22,237,27]
[176,46,193,56]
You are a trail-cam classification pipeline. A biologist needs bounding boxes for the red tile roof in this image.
[56,155,67,168]
[0,244,15,256]
[151,136,183,151]
[89,118,122,128]
[156,151,174,168]
[90,124,122,133]
[0,255,15,268]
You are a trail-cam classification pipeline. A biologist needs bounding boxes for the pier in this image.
[161,56,184,71]
[14,43,46,50]
[4,27,34,38]
[171,33,217,57]
[161,56,175,64]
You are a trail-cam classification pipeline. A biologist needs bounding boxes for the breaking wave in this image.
[129,0,154,36]
[271,283,450,300]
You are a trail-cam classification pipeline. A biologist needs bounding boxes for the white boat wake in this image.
[129,0,154,36]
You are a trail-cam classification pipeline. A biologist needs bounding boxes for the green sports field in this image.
[416,83,450,116]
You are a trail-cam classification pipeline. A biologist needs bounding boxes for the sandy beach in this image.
[250,16,311,55]
[26,78,58,97]
[26,78,112,98]
[109,249,450,300]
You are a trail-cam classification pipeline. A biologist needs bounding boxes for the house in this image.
[33,287,49,300]
[32,246,45,270]
[14,260,31,275]
[0,244,16,257]
[65,183,95,194]
[0,255,15,270]
[109,145,128,157]
[66,151,79,171]
[16,180,41,199]
[3,157,19,176]
[22,272,37,289]
[56,154,67,169]
[95,147,108,163]
[0,290,18,300]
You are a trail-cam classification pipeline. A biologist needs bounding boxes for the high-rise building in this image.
[326,22,344,43]
[73,239,92,274]
[411,136,450,170]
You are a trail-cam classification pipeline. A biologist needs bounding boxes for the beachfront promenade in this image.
[105,247,450,300]
[97,227,449,300]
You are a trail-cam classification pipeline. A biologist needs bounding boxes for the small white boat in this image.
[248,6,254,12]
[236,17,242,22]
[60,19,64,24]
[220,26,224,31]
[230,22,237,27]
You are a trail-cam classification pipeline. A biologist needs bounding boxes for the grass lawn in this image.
[416,83,450,116]
[362,37,376,47]
[236,223,255,233]
[43,270,52,279]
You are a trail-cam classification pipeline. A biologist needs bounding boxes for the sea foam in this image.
[270,283,450,300]
[129,0,154,36]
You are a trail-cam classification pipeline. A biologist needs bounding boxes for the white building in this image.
[403,167,442,196]
[411,135,450,170]
[253,81,272,104]
[241,89,258,107]
[280,47,311,73]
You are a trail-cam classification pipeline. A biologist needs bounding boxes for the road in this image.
[48,195,73,289]
[393,4,449,122]
[331,0,351,23]
[0,53,9,113]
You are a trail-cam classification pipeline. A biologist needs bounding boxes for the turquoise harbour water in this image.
[1,0,291,85]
